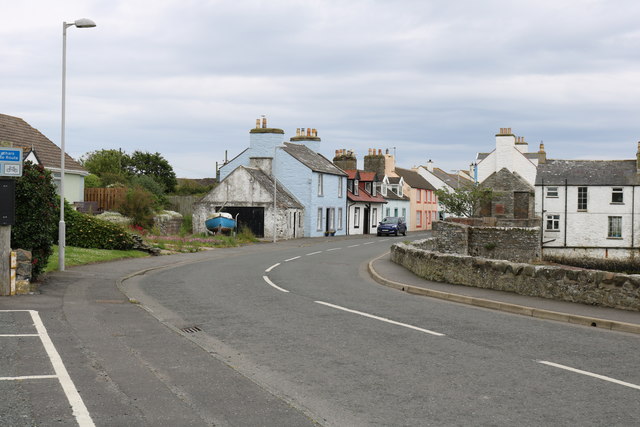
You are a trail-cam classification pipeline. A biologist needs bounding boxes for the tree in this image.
[124,151,177,193]
[435,184,494,218]
[80,149,128,177]
[11,162,58,278]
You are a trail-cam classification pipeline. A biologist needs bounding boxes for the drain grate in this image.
[180,326,202,334]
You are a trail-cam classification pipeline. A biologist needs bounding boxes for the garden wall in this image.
[391,241,640,311]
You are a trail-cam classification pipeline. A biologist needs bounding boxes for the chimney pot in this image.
[262,117,267,128]
[256,119,260,128]
[379,149,383,155]
[306,128,311,137]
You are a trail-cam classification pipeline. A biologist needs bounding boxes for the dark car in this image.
[377,217,407,236]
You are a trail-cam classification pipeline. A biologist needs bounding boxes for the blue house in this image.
[219,118,347,238]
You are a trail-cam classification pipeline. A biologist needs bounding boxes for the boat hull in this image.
[205,216,236,233]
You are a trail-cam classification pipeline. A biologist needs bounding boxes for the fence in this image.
[167,195,201,217]
[84,188,126,212]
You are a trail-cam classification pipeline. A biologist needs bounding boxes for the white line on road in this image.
[538,361,640,391]
[265,263,280,272]
[306,251,322,256]
[363,242,374,245]
[314,301,445,337]
[379,239,389,242]
[263,276,290,293]
[30,310,96,427]
[326,248,341,251]
[347,244,360,248]
[284,256,301,262]
[0,375,58,381]
[0,334,39,337]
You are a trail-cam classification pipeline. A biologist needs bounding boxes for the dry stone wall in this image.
[391,241,640,311]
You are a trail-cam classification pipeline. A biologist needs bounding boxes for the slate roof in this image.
[383,189,410,201]
[0,113,86,172]
[535,159,637,186]
[243,166,303,208]
[395,167,436,190]
[348,188,386,203]
[431,167,473,189]
[388,176,402,185]
[283,142,347,176]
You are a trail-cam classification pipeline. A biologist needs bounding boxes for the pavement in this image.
[368,252,640,335]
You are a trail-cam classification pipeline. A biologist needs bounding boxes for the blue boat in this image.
[205,212,236,234]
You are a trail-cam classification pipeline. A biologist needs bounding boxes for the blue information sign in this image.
[0,149,22,177]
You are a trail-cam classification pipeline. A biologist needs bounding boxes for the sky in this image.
[2,0,640,178]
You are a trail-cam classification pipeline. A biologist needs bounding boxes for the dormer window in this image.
[398,184,403,197]
[382,183,387,197]
[372,184,377,196]
[347,180,354,193]
[365,182,372,194]
[354,179,359,196]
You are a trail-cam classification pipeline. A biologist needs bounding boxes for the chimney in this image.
[333,148,357,171]
[538,142,546,164]
[256,119,260,128]
[249,117,285,155]
[426,159,434,172]
[495,127,517,172]
[261,116,267,128]
[289,126,321,152]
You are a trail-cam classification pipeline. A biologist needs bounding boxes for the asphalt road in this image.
[1,232,639,426]
[126,233,640,426]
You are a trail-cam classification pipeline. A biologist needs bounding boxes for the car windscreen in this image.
[381,217,399,224]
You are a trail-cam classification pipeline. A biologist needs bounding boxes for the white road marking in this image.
[326,248,341,251]
[379,239,389,242]
[263,276,290,293]
[347,244,360,248]
[363,242,374,245]
[0,334,39,337]
[284,256,301,262]
[29,310,96,427]
[306,251,322,256]
[0,375,58,381]
[539,361,640,391]
[265,263,280,272]
[314,301,445,337]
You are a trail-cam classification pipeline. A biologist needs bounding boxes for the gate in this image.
[221,206,265,237]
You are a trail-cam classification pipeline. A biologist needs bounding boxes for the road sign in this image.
[0,149,22,177]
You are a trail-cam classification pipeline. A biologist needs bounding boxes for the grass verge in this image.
[45,245,149,273]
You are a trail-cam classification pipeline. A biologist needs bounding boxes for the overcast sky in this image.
[3,1,640,178]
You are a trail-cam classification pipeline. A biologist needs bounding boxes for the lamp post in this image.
[59,18,96,271]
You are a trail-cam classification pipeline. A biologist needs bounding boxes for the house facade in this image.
[0,113,88,203]
[378,176,411,226]
[474,128,544,220]
[344,170,386,235]
[395,167,438,231]
[217,118,347,238]
[416,160,474,219]
[535,146,640,259]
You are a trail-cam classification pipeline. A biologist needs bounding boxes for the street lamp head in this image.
[73,18,97,28]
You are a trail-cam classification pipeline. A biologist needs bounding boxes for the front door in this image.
[363,207,370,234]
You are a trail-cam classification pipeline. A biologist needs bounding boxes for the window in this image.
[365,182,372,194]
[577,187,588,210]
[612,187,623,204]
[416,189,421,202]
[416,211,422,227]
[386,207,391,217]
[402,208,406,219]
[398,185,403,197]
[354,180,359,196]
[546,214,560,231]
[372,184,377,196]
[394,208,398,217]
[317,208,323,231]
[338,177,343,198]
[329,208,335,230]
[354,207,360,228]
[381,183,387,197]
[337,208,343,229]
[318,174,324,196]
[347,180,354,193]
[372,208,377,227]
[546,187,558,198]
[608,216,622,238]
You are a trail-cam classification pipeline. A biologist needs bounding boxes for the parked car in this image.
[377,217,407,236]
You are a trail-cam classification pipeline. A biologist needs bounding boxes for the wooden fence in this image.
[84,188,126,212]
[166,195,201,217]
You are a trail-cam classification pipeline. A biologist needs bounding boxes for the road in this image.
[1,232,639,426]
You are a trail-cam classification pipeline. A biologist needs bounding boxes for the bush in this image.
[116,186,156,229]
[64,203,136,250]
[11,162,58,278]
[84,173,102,188]
[129,175,167,208]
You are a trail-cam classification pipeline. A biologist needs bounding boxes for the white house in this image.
[535,143,640,259]
[344,170,386,235]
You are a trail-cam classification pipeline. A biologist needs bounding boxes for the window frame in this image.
[611,187,624,204]
[608,216,622,238]
[337,207,343,229]
[316,207,323,231]
[546,187,558,198]
[577,187,588,211]
[354,207,360,228]
[338,177,343,198]
[546,214,560,231]
[318,173,324,196]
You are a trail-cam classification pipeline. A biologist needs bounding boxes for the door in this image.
[221,207,265,237]
[363,207,370,234]
[514,192,529,219]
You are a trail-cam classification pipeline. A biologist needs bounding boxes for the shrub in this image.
[84,173,102,188]
[64,203,136,250]
[116,186,156,229]
[11,162,58,278]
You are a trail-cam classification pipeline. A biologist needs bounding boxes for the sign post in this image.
[0,149,21,296]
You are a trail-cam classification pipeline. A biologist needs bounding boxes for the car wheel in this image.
[377,232,381,236]
[402,231,406,236]
[394,230,398,236]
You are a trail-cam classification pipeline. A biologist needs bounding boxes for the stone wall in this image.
[13,249,33,294]
[391,241,640,311]
[153,211,183,236]
[432,221,540,263]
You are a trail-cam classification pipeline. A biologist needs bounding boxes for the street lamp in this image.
[59,18,96,271]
